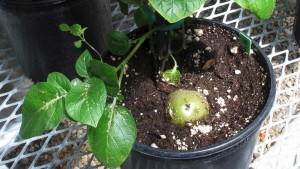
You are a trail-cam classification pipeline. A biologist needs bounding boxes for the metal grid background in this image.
[0,0,300,168]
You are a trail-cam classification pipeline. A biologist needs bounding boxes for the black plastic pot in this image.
[0,0,112,81]
[295,0,300,44]
[121,19,276,169]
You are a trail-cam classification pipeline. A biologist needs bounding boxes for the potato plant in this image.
[20,0,275,168]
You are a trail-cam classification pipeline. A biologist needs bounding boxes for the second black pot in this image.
[0,0,112,81]
[121,19,276,169]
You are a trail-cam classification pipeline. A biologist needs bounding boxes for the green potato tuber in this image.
[167,89,209,126]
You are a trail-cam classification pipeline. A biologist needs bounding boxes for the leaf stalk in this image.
[116,28,159,71]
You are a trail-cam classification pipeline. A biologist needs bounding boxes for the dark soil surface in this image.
[112,22,269,150]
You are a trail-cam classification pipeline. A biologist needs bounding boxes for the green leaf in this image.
[162,69,181,85]
[65,78,107,127]
[71,78,82,87]
[88,59,119,96]
[20,83,65,138]
[64,112,76,122]
[70,24,82,36]
[234,0,275,19]
[149,0,207,23]
[104,31,131,56]
[141,5,156,24]
[59,24,70,32]
[47,72,71,94]
[80,27,88,34]
[87,105,137,168]
[74,40,82,48]
[118,0,129,15]
[134,8,148,27]
[76,50,93,78]
[121,0,142,6]
[116,93,125,101]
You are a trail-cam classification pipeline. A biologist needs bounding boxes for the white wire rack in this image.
[0,0,299,168]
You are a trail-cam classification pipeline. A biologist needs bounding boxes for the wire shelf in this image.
[0,0,299,168]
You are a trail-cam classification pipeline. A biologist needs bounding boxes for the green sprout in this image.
[162,54,181,85]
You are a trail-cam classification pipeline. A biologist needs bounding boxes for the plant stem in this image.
[131,36,143,44]
[116,28,158,72]
[80,36,103,61]
[160,33,172,72]
[170,54,178,73]
[182,23,187,50]
[108,97,117,126]
[110,97,118,109]
[118,65,125,86]
[109,66,125,116]
[149,25,158,71]
[108,65,128,120]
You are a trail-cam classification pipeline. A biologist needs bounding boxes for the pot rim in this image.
[132,18,276,159]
